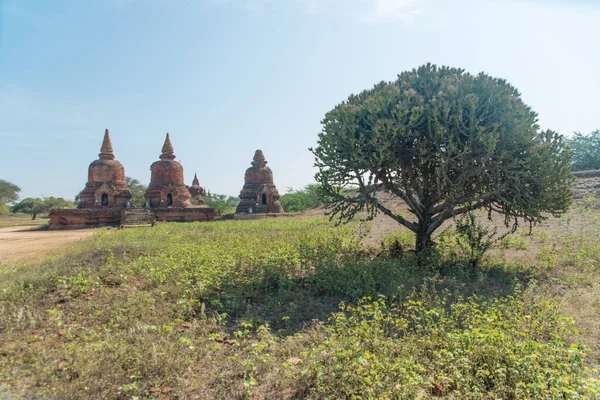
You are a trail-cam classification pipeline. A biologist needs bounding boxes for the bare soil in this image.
[0,226,97,264]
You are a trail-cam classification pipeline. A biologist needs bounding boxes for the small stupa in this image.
[144,133,192,208]
[78,129,132,208]
[235,149,283,214]
[188,173,206,203]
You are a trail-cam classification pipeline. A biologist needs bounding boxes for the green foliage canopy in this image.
[12,198,47,219]
[0,179,21,211]
[12,197,75,219]
[312,64,573,253]
[205,193,240,216]
[568,130,600,171]
[125,176,147,207]
[280,184,322,212]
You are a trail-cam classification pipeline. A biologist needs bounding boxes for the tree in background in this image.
[0,179,21,214]
[204,194,239,216]
[280,184,323,212]
[568,130,600,171]
[12,197,76,219]
[12,198,47,220]
[44,197,76,211]
[312,64,573,253]
[126,177,147,207]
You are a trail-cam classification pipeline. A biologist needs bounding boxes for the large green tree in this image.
[44,197,76,211]
[0,179,21,213]
[312,64,573,253]
[12,198,47,220]
[204,193,239,216]
[12,197,75,219]
[126,176,147,207]
[568,130,600,171]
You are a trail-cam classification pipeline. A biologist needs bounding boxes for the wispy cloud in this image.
[198,0,429,22]
[370,0,426,21]
[300,0,428,22]
[0,132,26,138]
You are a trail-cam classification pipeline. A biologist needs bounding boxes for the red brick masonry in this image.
[49,207,215,230]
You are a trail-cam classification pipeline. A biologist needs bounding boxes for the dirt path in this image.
[0,226,97,264]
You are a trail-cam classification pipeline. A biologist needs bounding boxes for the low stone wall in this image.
[49,206,216,230]
[49,209,122,230]
[121,209,155,227]
[152,207,216,223]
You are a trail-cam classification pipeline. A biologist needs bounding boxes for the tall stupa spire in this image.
[192,173,200,186]
[159,133,176,160]
[99,129,115,160]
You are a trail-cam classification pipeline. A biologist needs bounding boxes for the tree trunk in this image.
[415,217,432,254]
[32,213,37,220]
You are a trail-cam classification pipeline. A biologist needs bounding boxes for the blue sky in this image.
[1,0,599,200]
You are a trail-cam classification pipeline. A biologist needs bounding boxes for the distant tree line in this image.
[568,130,600,171]
[12,197,76,219]
[280,184,322,212]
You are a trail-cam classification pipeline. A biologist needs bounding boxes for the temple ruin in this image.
[49,130,214,229]
[78,129,132,208]
[144,133,214,223]
[235,150,283,215]
[144,133,192,208]
[188,173,206,203]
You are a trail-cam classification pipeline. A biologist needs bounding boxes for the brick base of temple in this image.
[153,207,215,223]
[49,209,123,230]
[49,206,215,230]
[235,202,284,214]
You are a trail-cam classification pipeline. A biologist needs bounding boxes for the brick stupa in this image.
[188,173,206,203]
[78,129,132,208]
[235,150,283,214]
[144,133,192,208]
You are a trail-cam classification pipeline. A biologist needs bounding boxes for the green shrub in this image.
[562,229,600,270]
[312,256,424,300]
[300,284,599,399]
[455,213,498,268]
[381,229,414,257]
[280,184,322,213]
[279,192,307,212]
[439,214,499,271]
[204,193,239,216]
[580,194,599,210]
[501,234,528,250]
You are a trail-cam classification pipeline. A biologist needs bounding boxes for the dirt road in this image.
[0,226,97,264]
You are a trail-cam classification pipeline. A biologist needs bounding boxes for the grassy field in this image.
[0,214,48,229]
[1,207,599,398]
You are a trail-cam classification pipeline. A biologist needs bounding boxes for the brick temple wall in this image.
[49,209,122,230]
[49,207,216,230]
[153,207,215,222]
